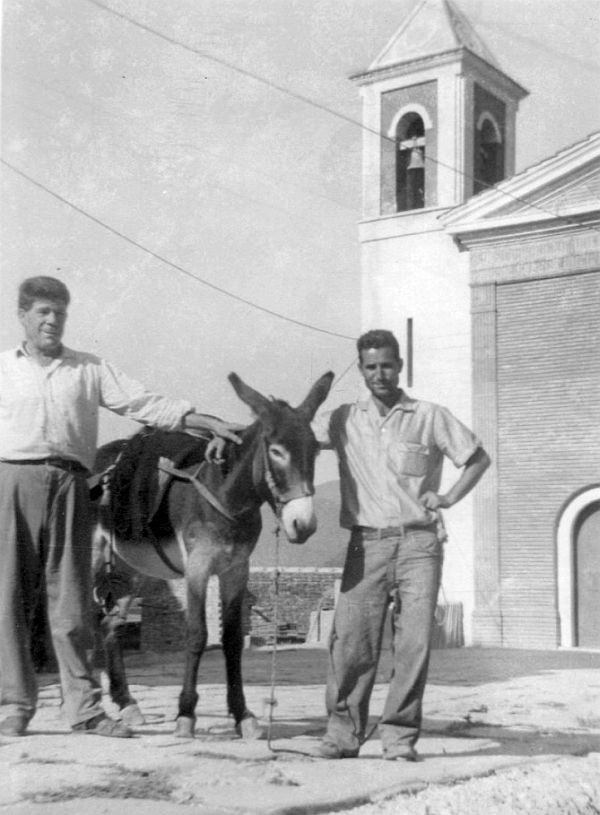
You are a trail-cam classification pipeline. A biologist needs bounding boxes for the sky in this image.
[1,0,599,465]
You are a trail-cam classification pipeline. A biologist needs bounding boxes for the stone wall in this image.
[139,569,341,651]
[245,568,341,645]
[139,568,464,651]
[140,576,221,652]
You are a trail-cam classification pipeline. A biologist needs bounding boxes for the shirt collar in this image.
[15,343,74,360]
[357,390,417,414]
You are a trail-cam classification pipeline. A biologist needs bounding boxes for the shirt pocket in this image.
[388,441,430,477]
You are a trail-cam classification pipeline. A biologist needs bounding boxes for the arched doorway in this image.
[574,501,600,647]
[557,486,600,648]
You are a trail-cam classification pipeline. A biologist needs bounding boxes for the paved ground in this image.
[2,645,600,814]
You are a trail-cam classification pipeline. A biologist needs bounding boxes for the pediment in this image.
[442,131,600,234]
[503,164,600,216]
[369,0,499,72]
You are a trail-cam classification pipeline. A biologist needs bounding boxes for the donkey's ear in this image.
[297,371,334,420]
[228,373,274,422]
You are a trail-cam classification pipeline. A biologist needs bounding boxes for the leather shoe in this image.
[314,739,359,759]
[0,715,28,737]
[383,744,418,762]
[72,713,132,738]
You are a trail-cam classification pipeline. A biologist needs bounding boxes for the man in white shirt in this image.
[312,329,490,761]
[0,276,241,738]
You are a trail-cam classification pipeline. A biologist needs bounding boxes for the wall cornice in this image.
[351,49,527,103]
[359,207,448,243]
[454,214,600,248]
[351,49,463,85]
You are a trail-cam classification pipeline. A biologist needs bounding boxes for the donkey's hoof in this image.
[174,716,196,739]
[120,702,146,728]
[236,714,265,740]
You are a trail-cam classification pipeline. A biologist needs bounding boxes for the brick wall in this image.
[470,229,600,648]
[495,272,600,647]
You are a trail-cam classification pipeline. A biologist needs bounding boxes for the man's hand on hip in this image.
[420,491,451,510]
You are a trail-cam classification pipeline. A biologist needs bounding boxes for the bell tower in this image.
[352,0,528,216]
[350,0,527,416]
[351,0,528,645]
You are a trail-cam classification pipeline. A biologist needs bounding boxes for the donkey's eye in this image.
[268,444,288,461]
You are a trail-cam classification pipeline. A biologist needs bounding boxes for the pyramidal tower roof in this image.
[368,0,499,73]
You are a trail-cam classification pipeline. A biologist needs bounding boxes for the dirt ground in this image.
[321,754,600,815]
[2,645,600,815]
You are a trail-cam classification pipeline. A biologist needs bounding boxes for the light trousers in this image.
[325,525,442,753]
[0,461,103,726]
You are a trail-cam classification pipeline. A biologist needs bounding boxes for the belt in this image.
[1,458,89,474]
[353,523,436,540]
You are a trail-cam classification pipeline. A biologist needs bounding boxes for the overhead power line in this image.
[1,158,356,342]
[477,18,600,75]
[84,0,600,237]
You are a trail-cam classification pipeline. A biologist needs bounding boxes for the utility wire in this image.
[477,17,600,75]
[84,0,600,237]
[3,63,358,217]
[1,158,356,342]
[4,3,598,340]
[331,355,359,390]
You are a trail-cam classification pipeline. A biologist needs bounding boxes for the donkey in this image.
[92,371,333,739]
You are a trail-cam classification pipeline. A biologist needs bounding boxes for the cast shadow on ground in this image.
[36,645,600,700]
[264,718,600,763]
[126,714,600,765]
[426,647,600,686]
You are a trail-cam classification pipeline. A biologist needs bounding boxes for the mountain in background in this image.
[251,480,347,568]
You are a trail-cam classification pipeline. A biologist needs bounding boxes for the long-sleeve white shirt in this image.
[0,345,192,471]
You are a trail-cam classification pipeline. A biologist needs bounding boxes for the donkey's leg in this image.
[100,599,146,727]
[92,532,145,726]
[175,552,210,738]
[220,565,264,740]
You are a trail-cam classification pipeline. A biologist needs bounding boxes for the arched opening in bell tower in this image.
[474,112,504,194]
[395,112,426,212]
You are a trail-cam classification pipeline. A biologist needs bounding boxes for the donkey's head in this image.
[228,371,334,543]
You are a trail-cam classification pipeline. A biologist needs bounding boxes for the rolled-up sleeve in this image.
[433,406,481,468]
[98,360,192,431]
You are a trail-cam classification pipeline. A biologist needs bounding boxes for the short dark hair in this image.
[357,329,401,361]
[18,277,70,311]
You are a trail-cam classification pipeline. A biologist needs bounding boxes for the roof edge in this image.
[441,131,600,229]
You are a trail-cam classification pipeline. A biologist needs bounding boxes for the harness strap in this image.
[259,439,314,507]
[266,512,281,752]
[96,457,185,579]
[157,462,237,523]
[262,441,284,507]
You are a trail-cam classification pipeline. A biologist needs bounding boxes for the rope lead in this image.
[266,516,281,752]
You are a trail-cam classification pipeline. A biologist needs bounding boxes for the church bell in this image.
[407,144,424,171]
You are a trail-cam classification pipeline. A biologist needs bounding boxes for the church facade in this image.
[443,134,600,649]
[353,0,600,648]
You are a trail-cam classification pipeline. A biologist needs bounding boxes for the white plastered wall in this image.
[359,213,474,640]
